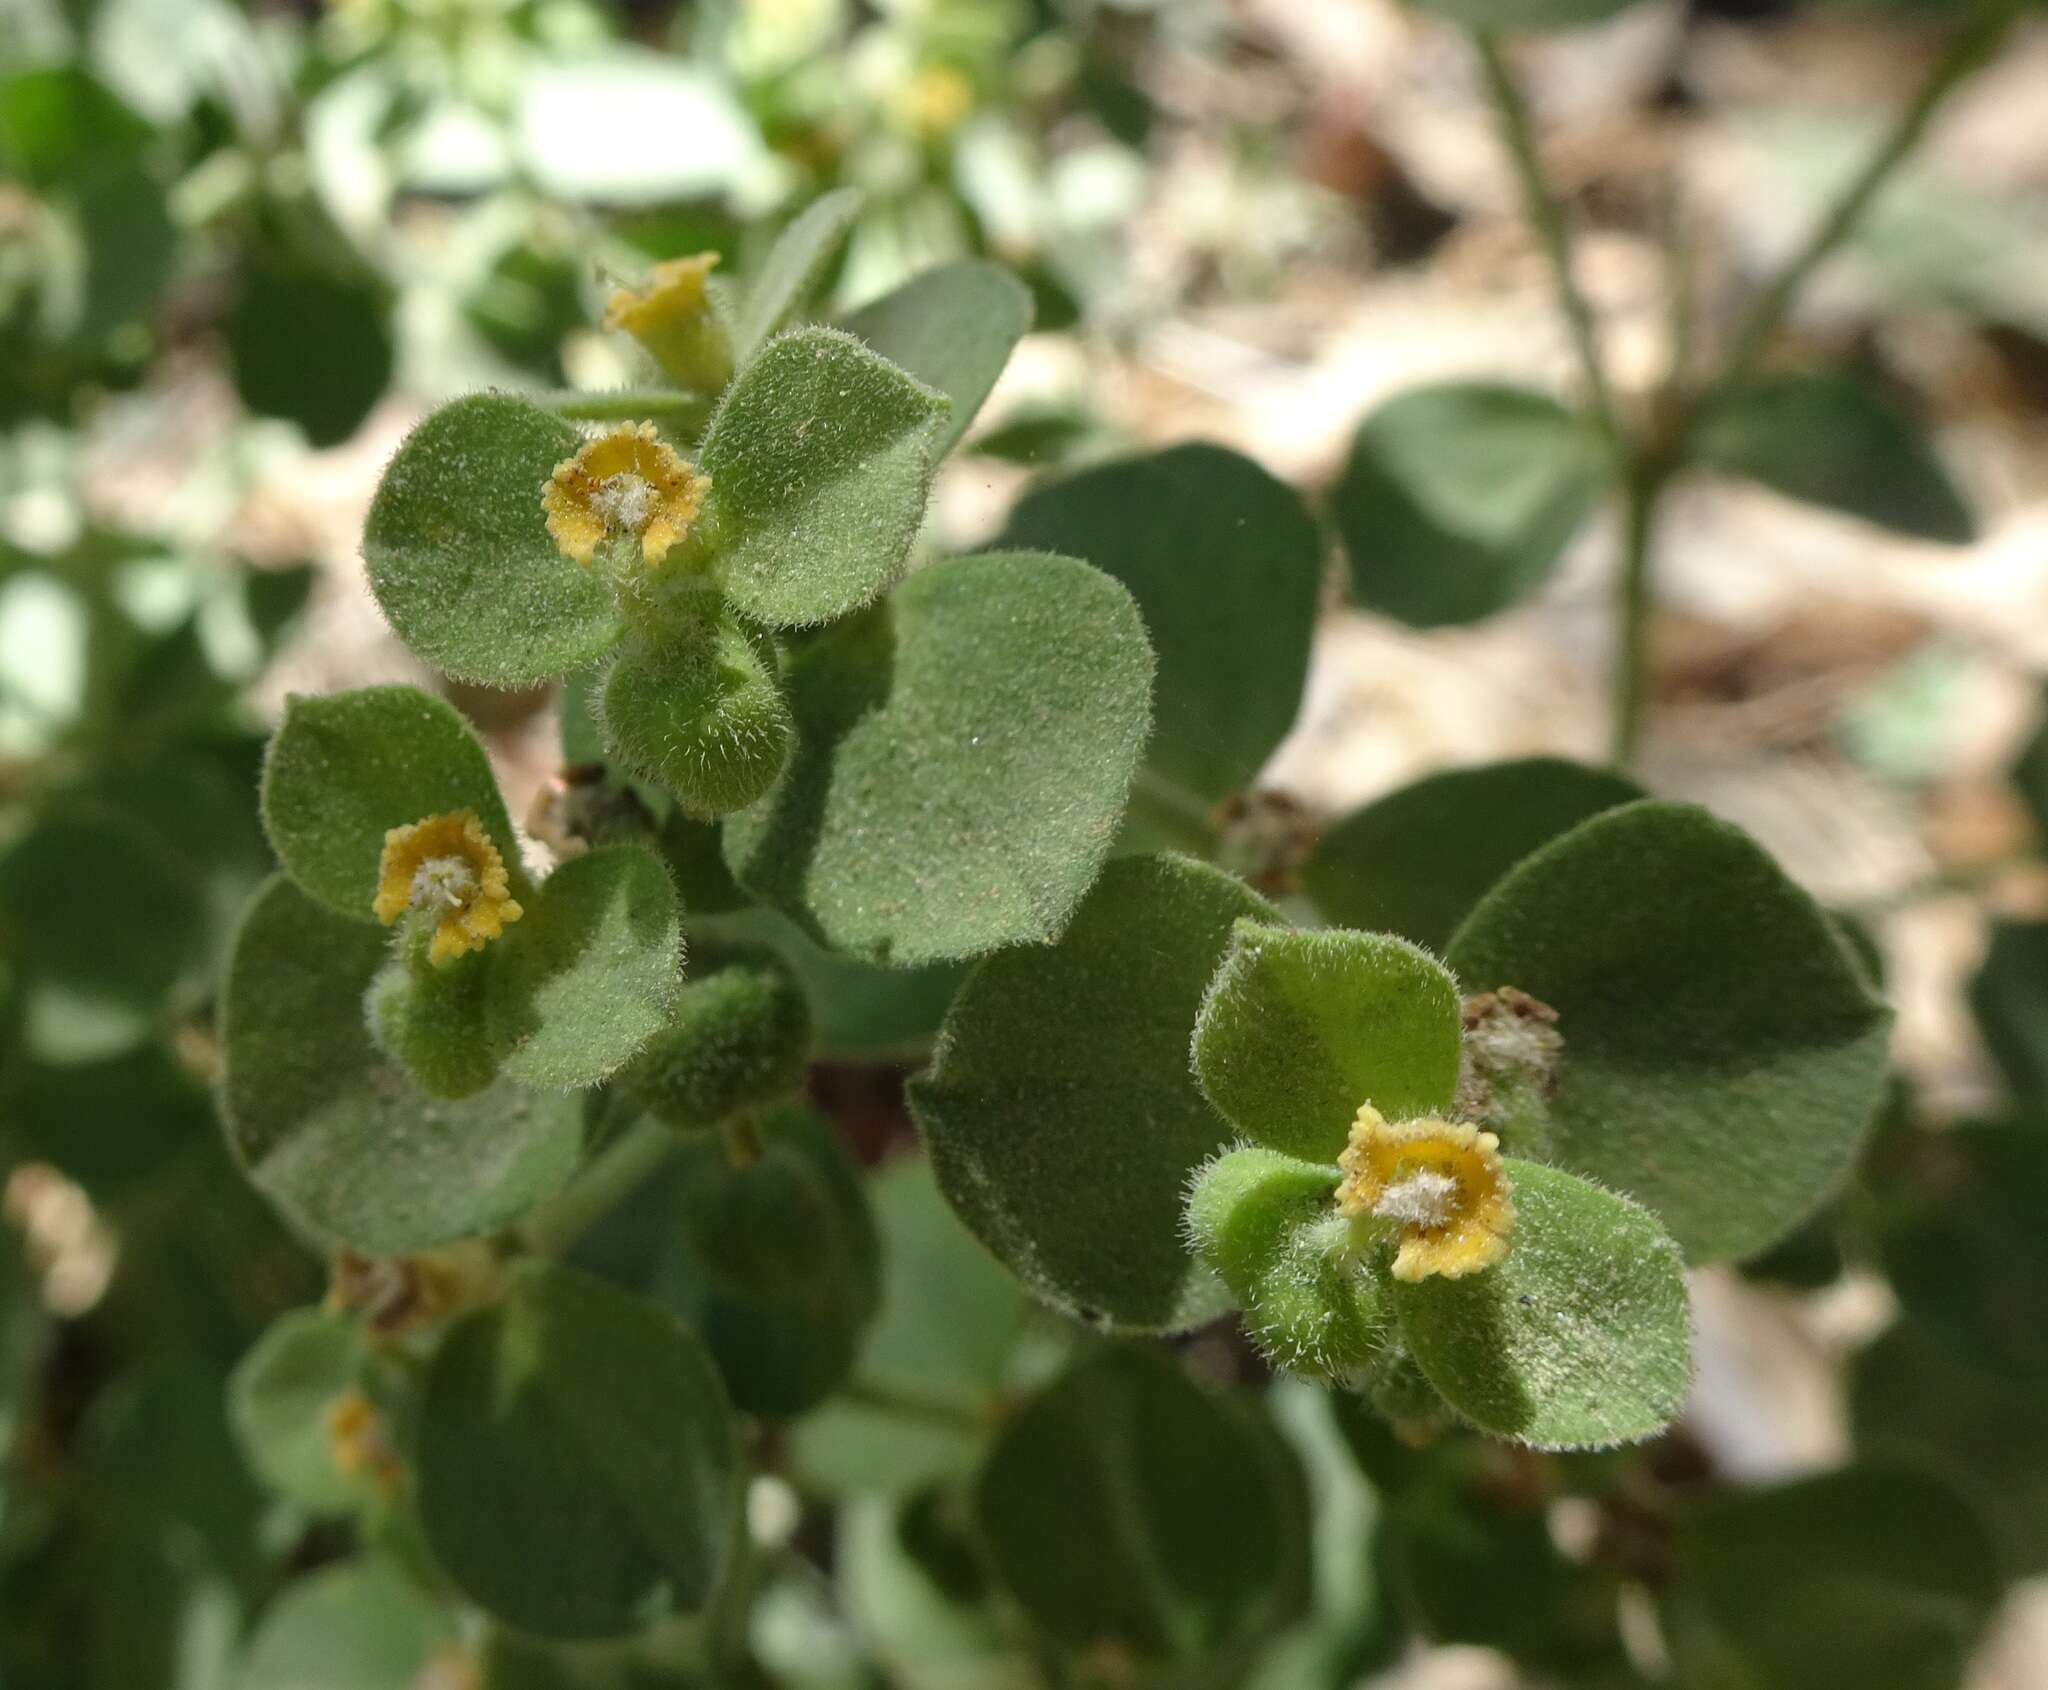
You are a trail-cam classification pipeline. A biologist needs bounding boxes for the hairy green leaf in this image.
[237,1561,455,1690]
[598,612,792,817]
[261,685,522,921]
[725,552,1152,966]
[1302,758,1642,952]
[732,188,861,354]
[910,855,1275,1331]
[657,1105,879,1418]
[364,394,621,685]
[1667,1460,2002,1690]
[622,941,811,1129]
[1334,383,1605,628]
[700,327,948,628]
[996,443,1321,809]
[842,260,1033,457]
[1395,1159,1690,1449]
[1687,371,1973,544]
[1185,1148,1394,1385]
[1968,922,2048,1101]
[1194,922,1463,1163]
[975,1346,1307,1664]
[485,845,682,1090]
[227,1309,372,1513]
[220,877,583,1254]
[1445,801,1892,1263]
[418,1261,739,1640]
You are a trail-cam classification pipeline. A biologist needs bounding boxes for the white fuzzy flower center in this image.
[1374,1169,1460,1230]
[410,855,476,912]
[591,473,657,533]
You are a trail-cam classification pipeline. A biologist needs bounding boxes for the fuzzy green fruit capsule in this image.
[1185,1146,1394,1386]
[365,953,497,1100]
[623,943,813,1131]
[600,604,794,816]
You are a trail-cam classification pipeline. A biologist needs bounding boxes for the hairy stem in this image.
[516,1117,677,1256]
[1473,30,1622,448]
[1719,0,2021,385]
[1609,465,1667,770]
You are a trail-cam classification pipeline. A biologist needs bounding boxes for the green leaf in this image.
[995,443,1321,808]
[699,327,948,628]
[484,845,681,1091]
[1969,921,2048,1100]
[261,685,523,921]
[1302,758,1642,953]
[417,1261,739,1640]
[236,1561,456,1690]
[1879,1118,2048,1381]
[227,1309,372,1513]
[1686,371,1973,544]
[1406,0,1642,25]
[621,942,811,1129]
[220,876,583,1254]
[227,257,394,450]
[364,395,621,686]
[1193,922,1463,1164]
[1333,384,1606,628]
[732,188,861,355]
[1667,1460,2002,1690]
[1184,1148,1394,1385]
[1853,1319,2048,1576]
[726,552,1152,965]
[1394,1159,1690,1449]
[910,855,1276,1331]
[790,1156,1028,1495]
[1445,801,1892,1263]
[975,1346,1307,1665]
[0,810,206,1063]
[841,260,1033,457]
[703,906,963,1062]
[657,1104,880,1418]
[598,612,792,817]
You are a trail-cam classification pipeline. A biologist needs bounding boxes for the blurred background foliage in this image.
[4,0,2048,1685]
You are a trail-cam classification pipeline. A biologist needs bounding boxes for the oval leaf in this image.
[417,1261,740,1640]
[733,187,861,355]
[995,442,1321,811]
[1302,757,1642,953]
[365,394,622,685]
[725,552,1153,966]
[910,854,1276,1331]
[1193,922,1463,1162]
[261,685,522,921]
[1394,1158,1691,1449]
[1334,383,1605,629]
[700,327,948,628]
[842,259,1034,457]
[975,1346,1307,1664]
[485,844,682,1090]
[237,1562,456,1690]
[1445,801,1892,1263]
[220,877,583,1254]
[1686,371,1973,545]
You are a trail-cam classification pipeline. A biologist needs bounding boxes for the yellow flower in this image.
[1334,1103,1514,1283]
[373,810,523,965]
[601,254,731,392]
[327,1388,402,1494]
[540,423,711,569]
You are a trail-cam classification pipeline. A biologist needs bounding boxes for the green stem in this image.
[540,388,715,434]
[1609,464,1667,771]
[516,1118,677,1256]
[1718,0,2021,385]
[838,1375,993,1433]
[1472,29,1622,448]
